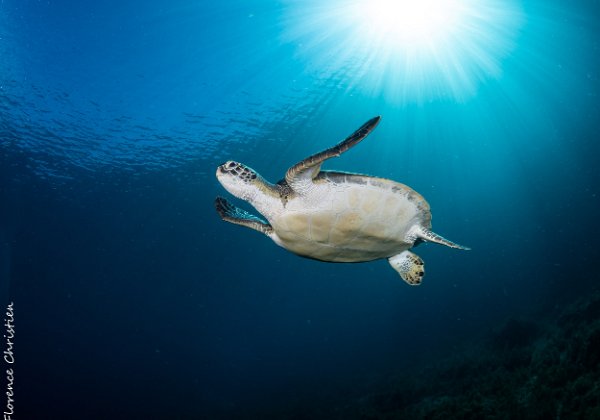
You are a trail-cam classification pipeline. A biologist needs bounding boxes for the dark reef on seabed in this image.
[352,292,600,419]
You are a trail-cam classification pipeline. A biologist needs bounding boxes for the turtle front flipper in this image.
[215,197,273,236]
[284,116,381,192]
[388,251,425,286]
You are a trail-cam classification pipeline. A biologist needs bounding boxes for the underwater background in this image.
[1,0,599,418]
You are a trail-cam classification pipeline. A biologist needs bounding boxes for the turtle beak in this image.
[216,164,228,179]
[218,161,239,173]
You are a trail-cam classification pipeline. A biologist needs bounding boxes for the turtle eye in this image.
[220,161,241,174]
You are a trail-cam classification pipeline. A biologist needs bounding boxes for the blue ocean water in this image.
[1,0,599,418]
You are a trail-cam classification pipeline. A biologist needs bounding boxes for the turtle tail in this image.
[416,227,471,250]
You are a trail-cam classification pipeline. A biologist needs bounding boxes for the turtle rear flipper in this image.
[388,251,425,286]
[413,226,471,250]
[215,197,273,236]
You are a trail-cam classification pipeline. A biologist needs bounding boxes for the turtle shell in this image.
[270,171,431,262]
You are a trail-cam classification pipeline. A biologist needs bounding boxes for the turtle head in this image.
[216,161,264,201]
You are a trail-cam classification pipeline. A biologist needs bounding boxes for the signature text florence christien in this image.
[4,302,14,420]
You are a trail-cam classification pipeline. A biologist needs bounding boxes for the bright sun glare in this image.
[359,0,461,45]
[284,0,524,103]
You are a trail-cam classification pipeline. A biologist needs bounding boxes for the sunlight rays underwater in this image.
[281,0,525,104]
[274,0,595,201]
[1,0,595,186]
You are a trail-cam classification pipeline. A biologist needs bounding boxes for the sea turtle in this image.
[214,116,469,285]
